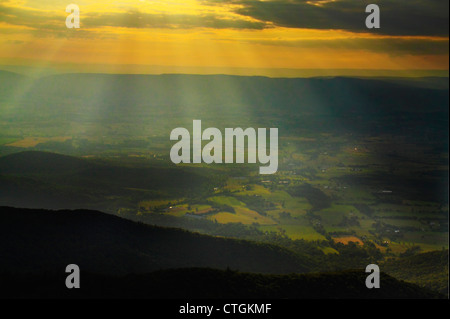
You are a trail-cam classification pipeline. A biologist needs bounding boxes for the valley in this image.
[0,72,448,297]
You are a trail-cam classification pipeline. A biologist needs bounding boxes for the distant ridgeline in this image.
[0,72,447,137]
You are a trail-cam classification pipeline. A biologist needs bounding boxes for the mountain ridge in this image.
[0,206,315,275]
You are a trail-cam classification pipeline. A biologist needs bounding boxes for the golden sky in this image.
[0,0,448,76]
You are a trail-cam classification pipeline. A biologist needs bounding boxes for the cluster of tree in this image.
[338,215,360,227]
[288,183,331,211]
[353,203,374,217]
[383,250,449,296]
[236,195,275,216]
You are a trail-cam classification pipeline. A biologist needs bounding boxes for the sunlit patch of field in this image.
[224,177,251,192]
[205,195,276,225]
[259,223,326,240]
[207,196,245,207]
[263,190,292,202]
[261,190,312,217]
[5,136,72,147]
[208,211,265,225]
[333,236,364,245]
[235,184,271,196]
[235,206,276,225]
[320,246,339,255]
[165,205,189,217]
[234,187,311,219]
[208,208,276,225]
[0,137,20,145]
[191,204,214,215]
[282,224,326,240]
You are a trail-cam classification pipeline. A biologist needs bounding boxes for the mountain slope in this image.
[383,250,449,296]
[0,151,214,210]
[0,150,90,175]
[0,206,314,275]
[1,268,443,299]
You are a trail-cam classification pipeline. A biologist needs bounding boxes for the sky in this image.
[0,0,448,77]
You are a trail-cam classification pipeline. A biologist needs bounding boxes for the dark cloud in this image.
[2,1,447,35]
[204,0,449,36]
[246,37,449,56]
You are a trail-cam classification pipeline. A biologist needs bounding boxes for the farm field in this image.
[125,141,448,254]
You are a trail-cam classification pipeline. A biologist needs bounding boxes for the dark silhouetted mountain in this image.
[0,268,443,299]
[0,150,90,175]
[0,151,213,210]
[0,206,314,275]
